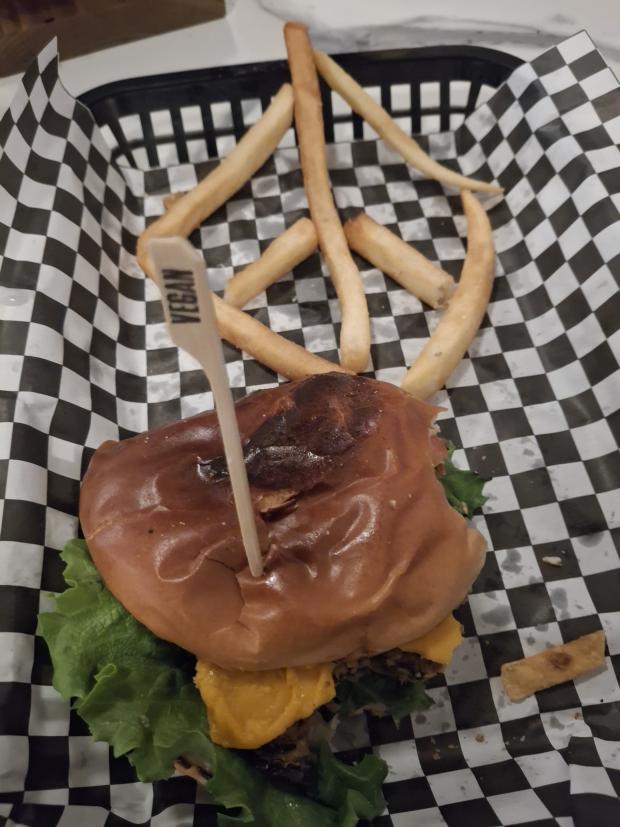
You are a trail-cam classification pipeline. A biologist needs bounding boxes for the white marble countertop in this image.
[1,0,619,116]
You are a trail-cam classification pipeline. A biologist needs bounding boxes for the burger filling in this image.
[39,376,487,826]
[194,614,462,750]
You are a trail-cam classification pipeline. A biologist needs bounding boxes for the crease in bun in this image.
[80,373,485,670]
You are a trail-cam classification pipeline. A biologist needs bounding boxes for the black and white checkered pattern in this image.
[1,31,619,827]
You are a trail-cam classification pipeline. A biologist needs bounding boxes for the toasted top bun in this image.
[80,373,485,670]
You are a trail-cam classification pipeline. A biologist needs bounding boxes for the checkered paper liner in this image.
[1,31,620,827]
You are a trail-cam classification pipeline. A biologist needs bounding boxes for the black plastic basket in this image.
[79,46,522,170]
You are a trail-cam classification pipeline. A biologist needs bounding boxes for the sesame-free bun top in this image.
[80,373,485,671]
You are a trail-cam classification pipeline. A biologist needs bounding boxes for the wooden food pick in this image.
[147,236,263,578]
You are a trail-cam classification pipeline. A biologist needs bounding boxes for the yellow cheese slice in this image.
[399,615,463,665]
[194,660,335,749]
[195,616,461,749]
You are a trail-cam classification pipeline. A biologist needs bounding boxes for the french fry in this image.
[137,84,294,275]
[284,22,370,373]
[135,85,341,381]
[163,192,185,210]
[174,759,208,785]
[501,631,606,701]
[141,239,346,379]
[213,293,348,380]
[224,217,318,308]
[314,50,503,195]
[344,213,456,309]
[401,190,494,399]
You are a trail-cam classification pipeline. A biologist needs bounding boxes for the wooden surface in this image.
[0,0,226,77]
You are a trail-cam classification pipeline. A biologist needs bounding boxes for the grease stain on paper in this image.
[501,548,523,575]
[481,605,513,627]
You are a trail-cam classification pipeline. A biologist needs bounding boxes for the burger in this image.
[40,372,486,825]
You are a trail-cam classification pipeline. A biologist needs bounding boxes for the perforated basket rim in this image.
[77,44,524,169]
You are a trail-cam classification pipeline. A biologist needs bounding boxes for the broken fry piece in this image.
[501,631,606,701]
[314,49,502,195]
[285,22,370,372]
[344,213,456,309]
[224,217,318,308]
[401,190,495,399]
[137,83,294,275]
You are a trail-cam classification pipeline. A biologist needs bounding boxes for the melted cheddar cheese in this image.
[195,615,462,749]
[194,660,335,749]
[399,615,463,665]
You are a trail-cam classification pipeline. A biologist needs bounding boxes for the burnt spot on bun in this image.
[201,373,380,492]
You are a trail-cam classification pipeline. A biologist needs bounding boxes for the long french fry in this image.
[137,84,294,274]
[284,22,370,373]
[344,213,456,309]
[401,190,495,399]
[314,50,502,195]
[224,217,318,308]
[213,294,347,380]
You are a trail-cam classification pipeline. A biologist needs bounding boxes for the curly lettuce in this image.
[335,669,432,725]
[439,442,487,516]
[38,540,386,826]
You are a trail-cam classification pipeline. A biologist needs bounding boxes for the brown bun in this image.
[80,373,485,670]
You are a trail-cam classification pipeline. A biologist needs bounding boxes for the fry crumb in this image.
[542,556,563,567]
[174,759,208,785]
[475,733,485,743]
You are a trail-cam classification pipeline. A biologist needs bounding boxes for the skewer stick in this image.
[147,236,263,578]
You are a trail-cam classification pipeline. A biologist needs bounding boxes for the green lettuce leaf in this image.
[439,442,487,516]
[38,539,203,781]
[38,539,387,826]
[335,669,432,725]
[315,742,387,827]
